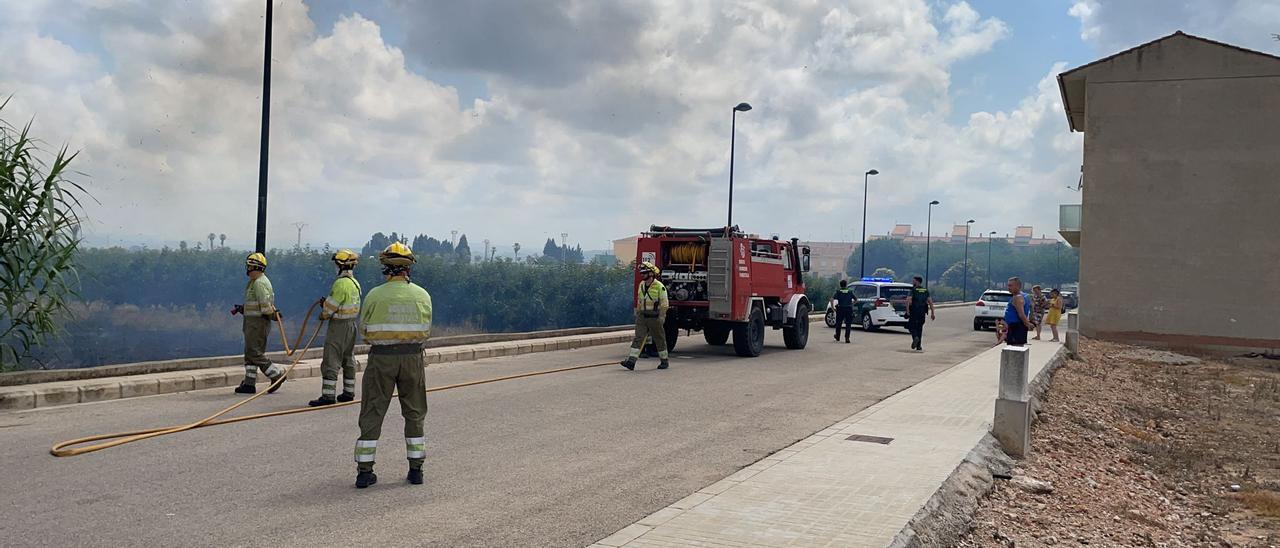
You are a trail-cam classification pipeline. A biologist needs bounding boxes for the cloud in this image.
[1068,0,1280,54]
[2,0,1086,253]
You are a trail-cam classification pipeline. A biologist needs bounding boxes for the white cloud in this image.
[1,0,1085,253]
[1068,0,1280,54]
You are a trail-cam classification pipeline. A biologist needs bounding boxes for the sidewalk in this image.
[593,340,1064,548]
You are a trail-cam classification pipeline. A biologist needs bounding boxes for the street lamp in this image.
[988,231,997,289]
[253,0,274,253]
[727,102,752,228]
[963,219,974,301]
[924,200,940,288]
[561,232,569,264]
[859,169,879,278]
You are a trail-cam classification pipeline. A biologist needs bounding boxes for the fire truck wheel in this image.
[733,307,766,357]
[703,323,731,346]
[664,321,679,353]
[783,303,810,350]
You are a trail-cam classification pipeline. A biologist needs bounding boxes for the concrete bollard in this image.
[1065,311,1079,357]
[993,345,1031,458]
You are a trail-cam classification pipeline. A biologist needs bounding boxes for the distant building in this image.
[1056,31,1280,353]
[612,236,639,266]
[871,224,1056,247]
[799,241,856,279]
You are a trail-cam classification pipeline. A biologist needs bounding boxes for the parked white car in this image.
[973,290,1012,330]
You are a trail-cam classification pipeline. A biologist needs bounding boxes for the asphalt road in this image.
[0,308,994,547]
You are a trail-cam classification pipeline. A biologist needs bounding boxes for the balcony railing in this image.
[1059,204,1081,247]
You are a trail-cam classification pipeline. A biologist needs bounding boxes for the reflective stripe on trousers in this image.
[406,437,425,459]
[354,440,376,463]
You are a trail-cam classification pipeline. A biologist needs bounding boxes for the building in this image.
[799,241,856,279]
[871,224,1057,247]
[1056,31,1280,352]
[612,236,639,266]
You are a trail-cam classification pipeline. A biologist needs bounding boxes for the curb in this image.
[0,330,633,412]
[887,344,1069,547]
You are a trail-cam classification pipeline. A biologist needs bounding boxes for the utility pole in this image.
[291,222,307,249]
[963,219,974,301]
[450,230,458,247]
[561,232,569,264]
[483,238,491,262]
[253,0,273,253]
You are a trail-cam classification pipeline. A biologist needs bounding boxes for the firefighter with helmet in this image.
[354,242,433,488]
[620,261,670,371]
[233,253,286,394]
[309,250,362,407]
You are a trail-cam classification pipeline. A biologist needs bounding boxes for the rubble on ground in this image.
[956,339,1280,548]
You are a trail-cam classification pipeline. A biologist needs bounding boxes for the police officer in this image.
[906,275,935,352]
[354,243,433,488]
[233,253,285,394]
[309,250,362,407]
[831,280,856,343]
[620,261,670,371]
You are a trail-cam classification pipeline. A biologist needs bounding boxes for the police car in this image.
[823,277,914,332]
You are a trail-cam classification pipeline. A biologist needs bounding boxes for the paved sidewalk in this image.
[593,340,1064,547]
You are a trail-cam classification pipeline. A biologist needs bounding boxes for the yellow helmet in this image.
[638,261,659,275]
[246,252,268,271]
[379,242,416,266]
[332,249,359,269]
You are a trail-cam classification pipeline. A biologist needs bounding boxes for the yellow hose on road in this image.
[49,328,618,457]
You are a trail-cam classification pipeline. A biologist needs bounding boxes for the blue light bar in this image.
[860,277,895,283]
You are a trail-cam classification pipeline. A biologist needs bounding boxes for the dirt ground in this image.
[957,339,1280,547]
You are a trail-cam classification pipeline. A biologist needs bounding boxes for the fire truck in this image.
[633,225,813,357]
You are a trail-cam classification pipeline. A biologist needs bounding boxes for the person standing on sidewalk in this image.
[831,280,856,343]
[906,275,935,352]
[620,262,670,371]
[1045,288,1064,342]
[1031,285,1049,340]
[233,253,286,394]
[354,243,433,489]
[1004,277,1034,346]
[309,250,362,407]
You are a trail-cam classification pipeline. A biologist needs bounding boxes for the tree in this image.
[1,98,89,370]
[179,240,188,252]
[207,232,215,250]
[513,242,521,260]
[542,238,559,259]
[455,234,472,264]
[219,233,226,249]
[871,267,896,280]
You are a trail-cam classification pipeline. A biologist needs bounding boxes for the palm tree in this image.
[219,233,226,249]
[513,242,521,260]
[207,233,216,250]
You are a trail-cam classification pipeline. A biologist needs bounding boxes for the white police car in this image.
[823,277,914,332]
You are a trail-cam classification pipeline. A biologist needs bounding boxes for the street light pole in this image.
[727,102,752,228]
[963,219,974,301]
[253,0,273,253]
[925,200,939,288]
[859,169,879,278]
[988,231,997,289]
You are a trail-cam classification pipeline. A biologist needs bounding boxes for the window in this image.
[980,292,1012,303]
[781,248,791,270]
[853,285,876,299]
[882,286,912,301]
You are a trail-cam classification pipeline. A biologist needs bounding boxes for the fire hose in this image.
[49,300,617,457]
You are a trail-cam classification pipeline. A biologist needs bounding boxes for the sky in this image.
[2,0,1278,254]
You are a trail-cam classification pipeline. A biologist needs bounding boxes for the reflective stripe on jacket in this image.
[243,275,277,317]
[322,274,362,320]
[361,279,433,345]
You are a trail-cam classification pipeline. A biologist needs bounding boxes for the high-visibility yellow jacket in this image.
[321,273,362,320]
[635,280,669,315]
[243,275,277,317]
[361,278,433,345]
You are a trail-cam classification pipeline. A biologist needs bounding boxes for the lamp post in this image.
[253,0,274,253]
[924,200,939,288]
[727,102,752,228]
[988,231,997,289]
[963,219,974,301]
[859,169,879,278]
[561,232,569,264]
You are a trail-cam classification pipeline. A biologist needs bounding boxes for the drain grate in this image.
[846,434,894,445]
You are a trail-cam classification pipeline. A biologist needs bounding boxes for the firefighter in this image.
[309,250,362,407]
[233,253,286,394]
[620,261,670,371]
[831,279,855,343]
[354,242,433,489]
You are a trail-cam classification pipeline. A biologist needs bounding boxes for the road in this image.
[0,308,994,547]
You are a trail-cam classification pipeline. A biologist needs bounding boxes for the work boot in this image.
[407,468,423,485]
[266,372,284,394]
[234,383,256,394]
[336,391,355,403]
[657,359,669,370]
[845,337,851,344]
[833,332,840,341]
[356,471,377,489]
[308,395,336,407]
[620,357,636,371]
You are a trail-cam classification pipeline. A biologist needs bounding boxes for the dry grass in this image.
[1237,490,1280,518]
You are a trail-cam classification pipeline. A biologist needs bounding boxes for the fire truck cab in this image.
[633,225,812,357]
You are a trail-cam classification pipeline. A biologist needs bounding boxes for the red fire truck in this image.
[633,225,812,357]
